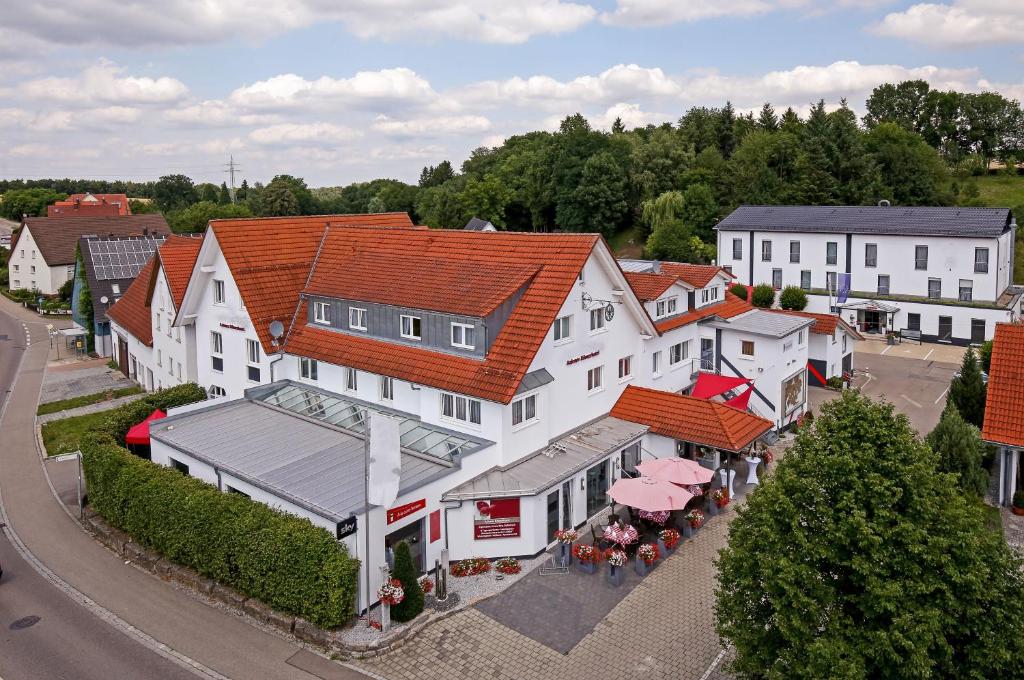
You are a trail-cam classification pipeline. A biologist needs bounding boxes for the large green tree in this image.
[167,201,252,233]
[947,348,987,428]
[865,123,954,205]
[716,391,1024,679]
[643,190,714,263]
[563,151,629,237]
[153,174,198,212]
[460,177,511,228]
[0,188,66,220]
[926,405,989,497]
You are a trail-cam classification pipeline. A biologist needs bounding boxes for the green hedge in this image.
[100,382,208,443]
[82,434,359,627]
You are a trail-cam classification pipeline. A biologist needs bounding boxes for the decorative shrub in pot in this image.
[573,544,598,574]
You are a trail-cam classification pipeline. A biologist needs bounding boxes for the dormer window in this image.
[701,286,720,304]
[349,307,367,331]
[655,297,677,318]
[400,315,421,340]
[451,322,475,350]
[314,301,330,324]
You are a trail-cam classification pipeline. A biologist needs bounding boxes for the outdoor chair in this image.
[591,525,610,552]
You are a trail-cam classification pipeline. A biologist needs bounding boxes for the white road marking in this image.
[699,647,730,680]
[934,385,951,404]
[901,394,922,408]
[880,345,892,355]
[861,374,873,390]
[923,348,934,361]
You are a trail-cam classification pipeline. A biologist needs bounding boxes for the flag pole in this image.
[364,411,372,628]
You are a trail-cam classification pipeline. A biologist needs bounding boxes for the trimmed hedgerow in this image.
[99,382,208,443]
[81,434,359,628]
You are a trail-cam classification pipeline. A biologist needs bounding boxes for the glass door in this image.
[700,338,714,371]
[585,461,608,518]
[561,480,572,529]
[938,316,953,342]
[547,490,560,541]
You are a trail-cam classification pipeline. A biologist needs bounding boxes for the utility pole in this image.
[224,155,240,203]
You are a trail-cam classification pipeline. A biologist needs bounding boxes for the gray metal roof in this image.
[442,416,648,501]
[464,217,496,231]
[707,308,814,338]
[617,259,659,273]
[151,393,460,522]
[716,205,1013,238]
[515,368,554,395]
[837,299,900,313]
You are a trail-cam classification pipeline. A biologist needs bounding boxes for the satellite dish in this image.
[269,320,285,340]
[604,303,615,322]
[100,296,109,304]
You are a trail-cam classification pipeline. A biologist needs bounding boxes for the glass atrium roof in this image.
[257,382,490,463]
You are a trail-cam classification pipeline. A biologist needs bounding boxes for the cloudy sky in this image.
[1,0,1022,187]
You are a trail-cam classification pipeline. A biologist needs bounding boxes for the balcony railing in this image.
[700,351,714,372]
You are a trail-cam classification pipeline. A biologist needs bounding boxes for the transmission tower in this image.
[223,155,241,203]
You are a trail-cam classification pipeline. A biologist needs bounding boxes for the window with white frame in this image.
[451,322,475,349]
[176,362,182,380]
[655,297,677,318]
[618,355,632,380]
[800,270,811,291]
[511,392,538,427]
[349,307,367,331]
[380,376,394,402]
[400,315,421,340]
[732,238,742,260]
[441,393,481,425]
[166,316,172,337]
[156,349,162,367]
[314,301,330,324]
[789,240,800,263]
[553,314,572,342]
[826,241,838,265]
[959,279,973,302]
[740,340,755,358]
[842,334,848,353]
[669,341,688,366]
[213,279,225,304]
[246,339,260,382]
[589,308,605,332]
[155,314,161,332]
[761,240,772,262]
[975,247,989,273]
[915,245,928,270]
[586,366,603,392]
[701,286,720,304]
[208,385,227,398]
[652,350,662,376]
[772,269,782,289]
[211,331,223,372]
[877,275,890,295]
[345,367,358,392]
[175,326,181,343]
[299,357,318,380]
[783,340,792,352]
[798,329,805,345]
[168,357,173,375]
[865,243,877,267]
[928,278,941,299]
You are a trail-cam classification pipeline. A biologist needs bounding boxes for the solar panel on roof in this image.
[86,236,166,280]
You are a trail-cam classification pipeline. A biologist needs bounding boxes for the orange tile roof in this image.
[770,309,864,340]
[611,385,773,452]
[285,229,599,403]
[982,323,1024,448]
[305,252,539,317]
[107,257,156,347]
[158,235,203,309]
[209,213,417,352]
[659,262,734,288]
[655,292,753,333]
[623,272,678,301]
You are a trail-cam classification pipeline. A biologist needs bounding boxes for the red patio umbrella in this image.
[607,476,694,512]
[635,457,714,485]
[124,409,166,445]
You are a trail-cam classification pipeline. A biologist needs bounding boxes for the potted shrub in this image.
[635,543,659,576]
[1013,491,1024,517]
[658,528,680,556]
[419,575,434,595]
[682,509,705,538]
[606,549,627,586]
[553,528,578,566]
[376,578,405,632]
[711,489,729,510]
[572,544,598,574]
[495,556,521,577]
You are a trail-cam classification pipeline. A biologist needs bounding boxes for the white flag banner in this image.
[367,411,401,507]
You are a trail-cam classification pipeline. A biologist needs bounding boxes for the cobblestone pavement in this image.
[40,362,136,404]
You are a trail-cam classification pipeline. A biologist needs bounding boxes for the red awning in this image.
[124,409,166,445]
[690,373,750,400]
[724,385,754,411]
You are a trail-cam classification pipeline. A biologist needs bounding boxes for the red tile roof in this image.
[158,235,203,309]
[655,292,753,333]
[209,213,417,352]
[285,229,599,403]
[611,385,773,452]
[623,272,678,301]
[14,215,170,265]
[659,262,734,288]
[107,257,156,347]
[49,193,131,216]
[770,309,864,340]
[982,323,1024,448]
[305,253,539,317]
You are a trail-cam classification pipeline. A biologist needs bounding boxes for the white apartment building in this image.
[716,205,1021,344]
[119,215,802,614]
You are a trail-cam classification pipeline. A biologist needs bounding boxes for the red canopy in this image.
[724,385,754,411]
[690,372,750,400]
[124,409,166,445]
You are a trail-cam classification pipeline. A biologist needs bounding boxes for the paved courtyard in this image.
[40,357,136,404]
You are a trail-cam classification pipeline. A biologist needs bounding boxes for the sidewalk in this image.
[37,391,148,424]
[0,294,370,680]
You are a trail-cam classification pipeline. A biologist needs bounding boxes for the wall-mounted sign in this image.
[566,350,600,366]
[473,498,521,539]
[219,322,245,331]
[336,516,357,540]
[387,498,426,525]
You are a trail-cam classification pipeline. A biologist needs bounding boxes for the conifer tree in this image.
[947,348,987,428]
[390,541,424,623]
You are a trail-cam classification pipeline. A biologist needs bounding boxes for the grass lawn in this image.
[37,385,143,416]
[41,408,119,457]
[608,225,644,258]
[973,174,1024,210]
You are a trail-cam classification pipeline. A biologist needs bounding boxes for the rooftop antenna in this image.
[269,320,285,348]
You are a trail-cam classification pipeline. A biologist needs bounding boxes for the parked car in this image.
[953,370,988,385]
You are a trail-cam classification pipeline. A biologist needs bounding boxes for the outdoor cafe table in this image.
[603,523,639,547]
[637,510,670,525]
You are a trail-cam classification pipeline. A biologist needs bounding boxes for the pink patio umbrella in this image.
[635,458,714,486]
[607,476,694,512]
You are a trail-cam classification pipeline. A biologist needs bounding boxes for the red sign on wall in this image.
[429,510,441,543]
[473,498,521,539]
[387,498,426,525]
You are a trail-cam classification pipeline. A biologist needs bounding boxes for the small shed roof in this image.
[707,308,814,338]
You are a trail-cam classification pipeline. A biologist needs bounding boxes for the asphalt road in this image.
[0,306,200,679]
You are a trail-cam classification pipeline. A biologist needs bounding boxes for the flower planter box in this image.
[635,557,654,577]
[1012,506,1024,517]
[557,543,572,567]
[706,502,719,517]
[682,523,695,539]
[607,564,624,587]
[576,560,597,574]
[657,539,675,557]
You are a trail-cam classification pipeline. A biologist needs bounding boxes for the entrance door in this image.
[938,316,953,343]
[971,319,985,343]
[561,481,572,529]
[863,311,881,334]
[546,490,560,541]
[700,338,714,371]
[620,443,640,477]
[117,335,129,377]
[385,519,424,573]
[585,461,608,518]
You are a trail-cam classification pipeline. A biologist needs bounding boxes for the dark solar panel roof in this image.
[87,236,164,280]
[716,205,1012,238]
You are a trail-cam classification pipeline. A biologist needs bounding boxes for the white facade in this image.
[718,224,1019,344]
[7,225,74,295]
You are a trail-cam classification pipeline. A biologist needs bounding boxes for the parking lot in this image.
[809,345,963,436]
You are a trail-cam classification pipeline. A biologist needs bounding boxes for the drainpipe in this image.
[268,350,284,383]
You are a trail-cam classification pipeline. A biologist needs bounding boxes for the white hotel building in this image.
[108,214,823,613]
[716,205,1021,344]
